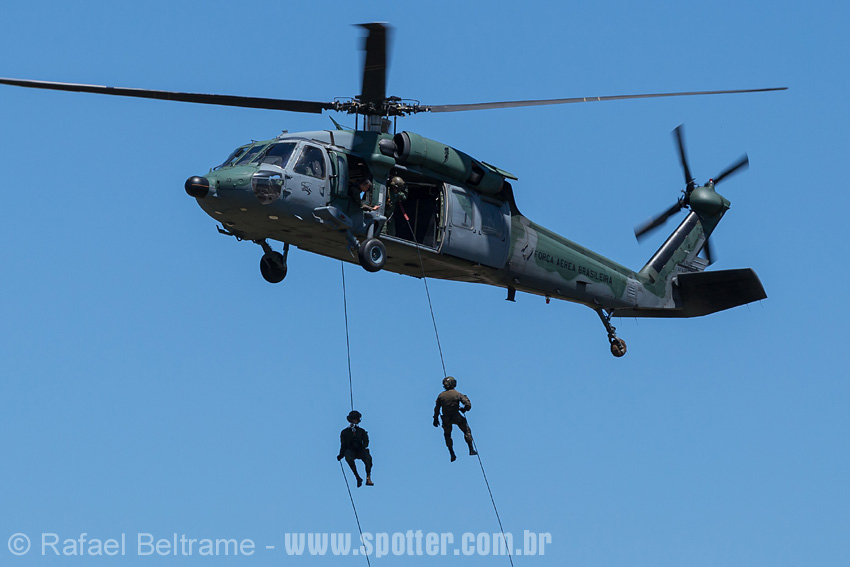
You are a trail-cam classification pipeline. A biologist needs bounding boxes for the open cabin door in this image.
[441,184,510,268]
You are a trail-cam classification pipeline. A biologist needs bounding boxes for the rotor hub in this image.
[332,97,424,117]
[688,185,729,217]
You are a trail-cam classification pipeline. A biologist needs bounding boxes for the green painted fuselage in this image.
[194,129,764,320]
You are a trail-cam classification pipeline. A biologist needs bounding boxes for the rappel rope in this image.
[399,205,514,566]
[339,461,372,567]
[341,262,355,411]
[471,434,515,567]
[340,262,370,567]
[398,203,447,377]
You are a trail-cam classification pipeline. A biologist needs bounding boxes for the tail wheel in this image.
[357,238,386,272]
[260,251,287,283]
[610,338,627,357]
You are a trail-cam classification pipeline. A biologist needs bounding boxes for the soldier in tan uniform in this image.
[433,376,477,462]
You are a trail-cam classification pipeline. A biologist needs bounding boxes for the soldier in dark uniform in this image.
[386,176,408,214]
[433,376,477,462]
[349,178,379,211]
[384,175,409,236]
[347,157,379,212]
[337,410,373,487]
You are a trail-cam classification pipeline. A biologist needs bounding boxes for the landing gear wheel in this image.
[260,251,287,283]
[610,337,627,358]
[596,308,627,358]
[357,238,386,273]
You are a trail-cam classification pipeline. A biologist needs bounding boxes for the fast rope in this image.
[339,262,370,566]
[399,205,513,565]
[398,203,447,378]
[339,461,372,567]
[471,433,515,567]
[341,262,354,411]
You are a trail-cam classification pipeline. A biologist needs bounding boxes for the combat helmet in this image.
[442,376,457,390]
[347,410,362,423]
[389,176,405,190]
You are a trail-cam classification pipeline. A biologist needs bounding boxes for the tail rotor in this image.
[634,125,749,264]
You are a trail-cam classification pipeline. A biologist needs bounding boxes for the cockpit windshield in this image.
[233,143,270,166]
[214,145,249,170]
[257,142,297,167]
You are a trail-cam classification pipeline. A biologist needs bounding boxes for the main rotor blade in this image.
[0,77,333,114]
[634,201,685,240]
[358,22,390,107]
[425,87,787,113]
[713,154,749,185]
[673,124,693,189]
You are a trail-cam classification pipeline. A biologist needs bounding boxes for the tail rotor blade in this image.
[674,125,694,189]
[713,154,749,185]
[634,201,684,240]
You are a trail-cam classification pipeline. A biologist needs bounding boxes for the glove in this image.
[460,407,468,413]
[336,455,343,461]
[433,417,439,427]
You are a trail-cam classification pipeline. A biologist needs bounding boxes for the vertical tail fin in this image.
[638,182,729,288]
[639,210,711,284]
[618,195,766,318]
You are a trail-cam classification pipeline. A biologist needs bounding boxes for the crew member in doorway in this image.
[433,376,477,462]
[386,175,408,214]
[349,178,379,211]
[384,175,408,235]
[337,410,373,487]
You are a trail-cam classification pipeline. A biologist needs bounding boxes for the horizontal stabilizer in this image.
[616,268,766,318]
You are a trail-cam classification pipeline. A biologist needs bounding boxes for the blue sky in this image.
[1,1,847,565]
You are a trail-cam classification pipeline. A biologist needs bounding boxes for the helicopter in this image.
[0,23,785,357]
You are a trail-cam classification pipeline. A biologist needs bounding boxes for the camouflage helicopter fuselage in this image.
[189,128,765,354]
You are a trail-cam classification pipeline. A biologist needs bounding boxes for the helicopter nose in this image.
[185,176,210,198]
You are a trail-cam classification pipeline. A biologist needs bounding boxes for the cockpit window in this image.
[258,142,297,168]
[214,145,249,170]
[293,146,326,179]
[234,144,270,166]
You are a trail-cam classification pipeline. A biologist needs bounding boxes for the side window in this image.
[294,146,327,179]
[451,189,474,230]
[258,142,296,167]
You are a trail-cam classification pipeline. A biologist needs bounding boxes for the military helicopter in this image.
[0,23,785,357]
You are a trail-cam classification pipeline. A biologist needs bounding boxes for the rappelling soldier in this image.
[337,410,373,487]
[433,376,477,462]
